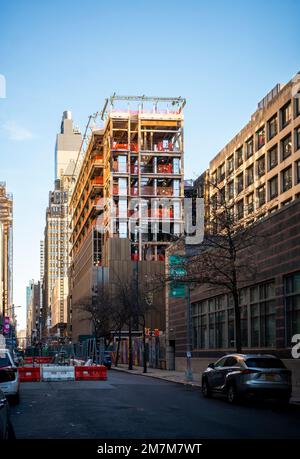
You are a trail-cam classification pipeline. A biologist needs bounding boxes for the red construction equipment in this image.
[18,366,41,382]
[75,365,107,381]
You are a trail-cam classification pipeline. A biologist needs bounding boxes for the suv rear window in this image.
[246,358,285,369]
[0,356,12,368]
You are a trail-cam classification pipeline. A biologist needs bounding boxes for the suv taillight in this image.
[241,369,259,374]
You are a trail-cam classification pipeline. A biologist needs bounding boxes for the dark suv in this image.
[202,354,292,404]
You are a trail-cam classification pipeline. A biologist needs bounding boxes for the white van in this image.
[0,349,20,404]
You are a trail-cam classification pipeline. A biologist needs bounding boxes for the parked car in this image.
[202,354,292,404]
[0,349,20,404]
[102,351,112,369]
[0,389,15,439]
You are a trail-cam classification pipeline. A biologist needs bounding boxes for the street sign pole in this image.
[185,284,193,381]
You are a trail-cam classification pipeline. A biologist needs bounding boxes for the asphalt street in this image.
[9,370,300,439]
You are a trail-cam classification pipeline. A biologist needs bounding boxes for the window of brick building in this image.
[250,282,276,348]
[227,155,234,174]
[282,166,293,192]
[268,144,278,170]
[236,199,244,220]
[268,175,278,200]
[246,192,254,214]
[267,114,278,140]
[281,133,292,160]
[246,137,254,159]
[257,184,265,207]
[237,172,244,194]
[294,93,300,118]
[295,126,300,151]
[256,126,265,150]
[280,101,292,129]
[227,180,234,200]
[296,160,300,184]
[218,162,225,182]
[256,155,265,177]
[235,147,243,168]
[246,164,254,186]
[285,272,300,344]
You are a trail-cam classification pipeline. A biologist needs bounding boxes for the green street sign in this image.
[169,254,187,298]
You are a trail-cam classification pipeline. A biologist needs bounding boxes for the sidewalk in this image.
[111,364,300,405]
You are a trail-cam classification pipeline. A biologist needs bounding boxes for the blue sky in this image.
[0,0,299,329]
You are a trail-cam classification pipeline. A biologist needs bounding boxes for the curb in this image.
[111,366,202,388]
[111,367,300,405]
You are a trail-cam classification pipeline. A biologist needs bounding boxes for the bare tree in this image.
[115,274,157,372]
[79,286,114,349]
[168,183,267,353]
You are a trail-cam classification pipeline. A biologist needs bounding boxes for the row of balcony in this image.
[112,185,175,197]
[112,164,179,174]
[113,208,177,218]
[111,141,180,153]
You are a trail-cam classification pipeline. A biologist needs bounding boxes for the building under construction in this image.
[69,95,185,342]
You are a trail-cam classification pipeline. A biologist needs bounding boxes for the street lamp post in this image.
[185,284,193,381]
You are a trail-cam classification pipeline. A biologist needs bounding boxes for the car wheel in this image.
[227,384,239,404]
[202,379,212,398]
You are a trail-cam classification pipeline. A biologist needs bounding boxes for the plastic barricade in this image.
[75,365,107,381]
[18,366,40,382]
[42,365,75,382]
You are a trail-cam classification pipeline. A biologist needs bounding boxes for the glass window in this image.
[294,92,300,117]
[227,155,234,174]
[246,358,285,369]
[236,147,243,167]
[227,180,234,200]
[246,193,254,214]
[218,163,225,182]
[295,126,300,151]
[256,155,265,178]
[214,356,228,368]
[246,165,254,186]
[280,101,292,129]
[268,175,278,200]
[223,356,238,367]
[296,160,300,184]
[211,170,217,185]
[268,145,278,171]
[237,172,244,194]
[256,126,265,150]
[281,134,292,160]
[251,304,259,347]
[216,311,226,348]
[257,185,265,207]
[282,166,292,192]
[268,114,278,140]
[246,137,254,159]
[237,199,244,220]
[285,272,300,343]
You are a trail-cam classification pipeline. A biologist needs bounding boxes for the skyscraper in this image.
[55,110,82,180]
[42,112,82,340]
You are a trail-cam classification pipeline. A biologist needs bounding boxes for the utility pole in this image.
[185,284,193,381]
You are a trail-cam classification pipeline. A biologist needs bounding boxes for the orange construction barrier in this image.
[18,366,41,382]
[75,365,107,381]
